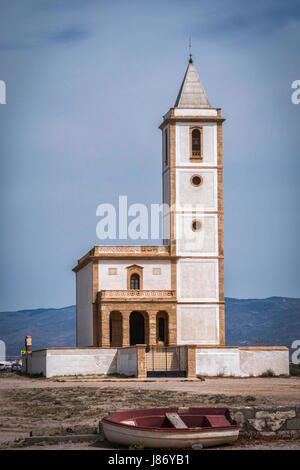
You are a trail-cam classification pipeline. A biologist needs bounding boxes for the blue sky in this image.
[0,0,299,310]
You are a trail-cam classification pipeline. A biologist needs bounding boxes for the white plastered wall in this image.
[76,262,93,347]
[176,168,218,211]
[174,109,218,117]
[177,304,220,345]
[196,348,289,377]
[177,258,219,302]
[24,348,142,378]
[239,349,289,377]
[196,348,240,376]
[98,259,172,290]
[175,122,217,166]
[117,348,137,376]
[176,213,218,256]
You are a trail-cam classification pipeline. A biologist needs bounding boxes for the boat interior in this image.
[105,407,238,430]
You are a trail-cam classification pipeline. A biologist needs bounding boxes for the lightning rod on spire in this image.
[189,37,193,63]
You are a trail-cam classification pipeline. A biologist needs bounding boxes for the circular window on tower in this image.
[191,219,202,232]
[190,174,203,187]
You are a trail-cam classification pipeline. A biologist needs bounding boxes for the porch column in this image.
[186,345,196,378]
[148,310,157,346]
[136,344,147,378]
[100,305,110,347]
[168,304,177,345]
[122,310,130,347]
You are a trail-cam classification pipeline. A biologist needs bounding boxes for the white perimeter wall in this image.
[24,347,289,378]
[76,262,93,346]
[196,348,289,377]
[98,259,171,290]
[239,349,290,377]
[22,350,47,376]
[117,348,137,376]
[24,348,140,378]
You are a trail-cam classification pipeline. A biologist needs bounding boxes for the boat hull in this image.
[102,407,239,448]
[102,421,239,448]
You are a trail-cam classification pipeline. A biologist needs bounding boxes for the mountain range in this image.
[0,297,299,359]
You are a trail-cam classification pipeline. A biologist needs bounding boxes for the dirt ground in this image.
[0,373,299,450]
[8,439,300,450]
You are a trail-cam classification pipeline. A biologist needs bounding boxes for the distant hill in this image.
[225,297,300,355]
[0,297,299,359]
[0,306,76,359]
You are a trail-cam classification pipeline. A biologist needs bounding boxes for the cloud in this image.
[0,40,36,51]
[31,0,98,10]
[48,25,91,44]
[0,24,92,51]
[190,1,300,41]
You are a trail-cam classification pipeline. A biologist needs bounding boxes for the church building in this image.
[73,56,225,351]
[23,55,289,379]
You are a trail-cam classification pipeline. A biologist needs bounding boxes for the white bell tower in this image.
[160,56,225,346]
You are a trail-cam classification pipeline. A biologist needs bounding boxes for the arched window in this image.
[190,127,203,159]
[192,129,200,151]
[130,273,140,290]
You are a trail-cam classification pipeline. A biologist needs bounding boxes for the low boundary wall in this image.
[196,347,289,377]
[22,345,290,378]
[22,347,129,378]
[231,406,300,437]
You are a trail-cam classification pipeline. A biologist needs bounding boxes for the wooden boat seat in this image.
[165,412,188,429]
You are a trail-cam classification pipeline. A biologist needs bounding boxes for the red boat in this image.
[102,407,239,448]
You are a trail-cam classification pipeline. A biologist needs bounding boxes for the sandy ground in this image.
[1,374,299,402]
[1,373,299,450]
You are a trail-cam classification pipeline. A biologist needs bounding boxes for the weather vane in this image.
[189,37,193,63]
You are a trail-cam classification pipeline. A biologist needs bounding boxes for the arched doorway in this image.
[110,311,122,347]
[130,311,145,345]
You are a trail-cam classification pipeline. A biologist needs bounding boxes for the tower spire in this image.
[174,55,211,109]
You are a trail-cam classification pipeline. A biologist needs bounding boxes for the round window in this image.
[192,219,202,231]
[191,175,202,187]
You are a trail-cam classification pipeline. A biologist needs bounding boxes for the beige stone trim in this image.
[219,304,225,346]
[92,261,99,346]
[169,122,176,256]
[126,264,144,290]
[191,219,202,232]
[159,116,225,130]
[190,174,203,187]
[216,120,225,346]
[186,345,196,378]
[238,346,288,351]
[73,246,171,273]
[98,301,177,348]
[136,345,147,378]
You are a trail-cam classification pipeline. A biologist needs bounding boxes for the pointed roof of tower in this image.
[174,58,211,109]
